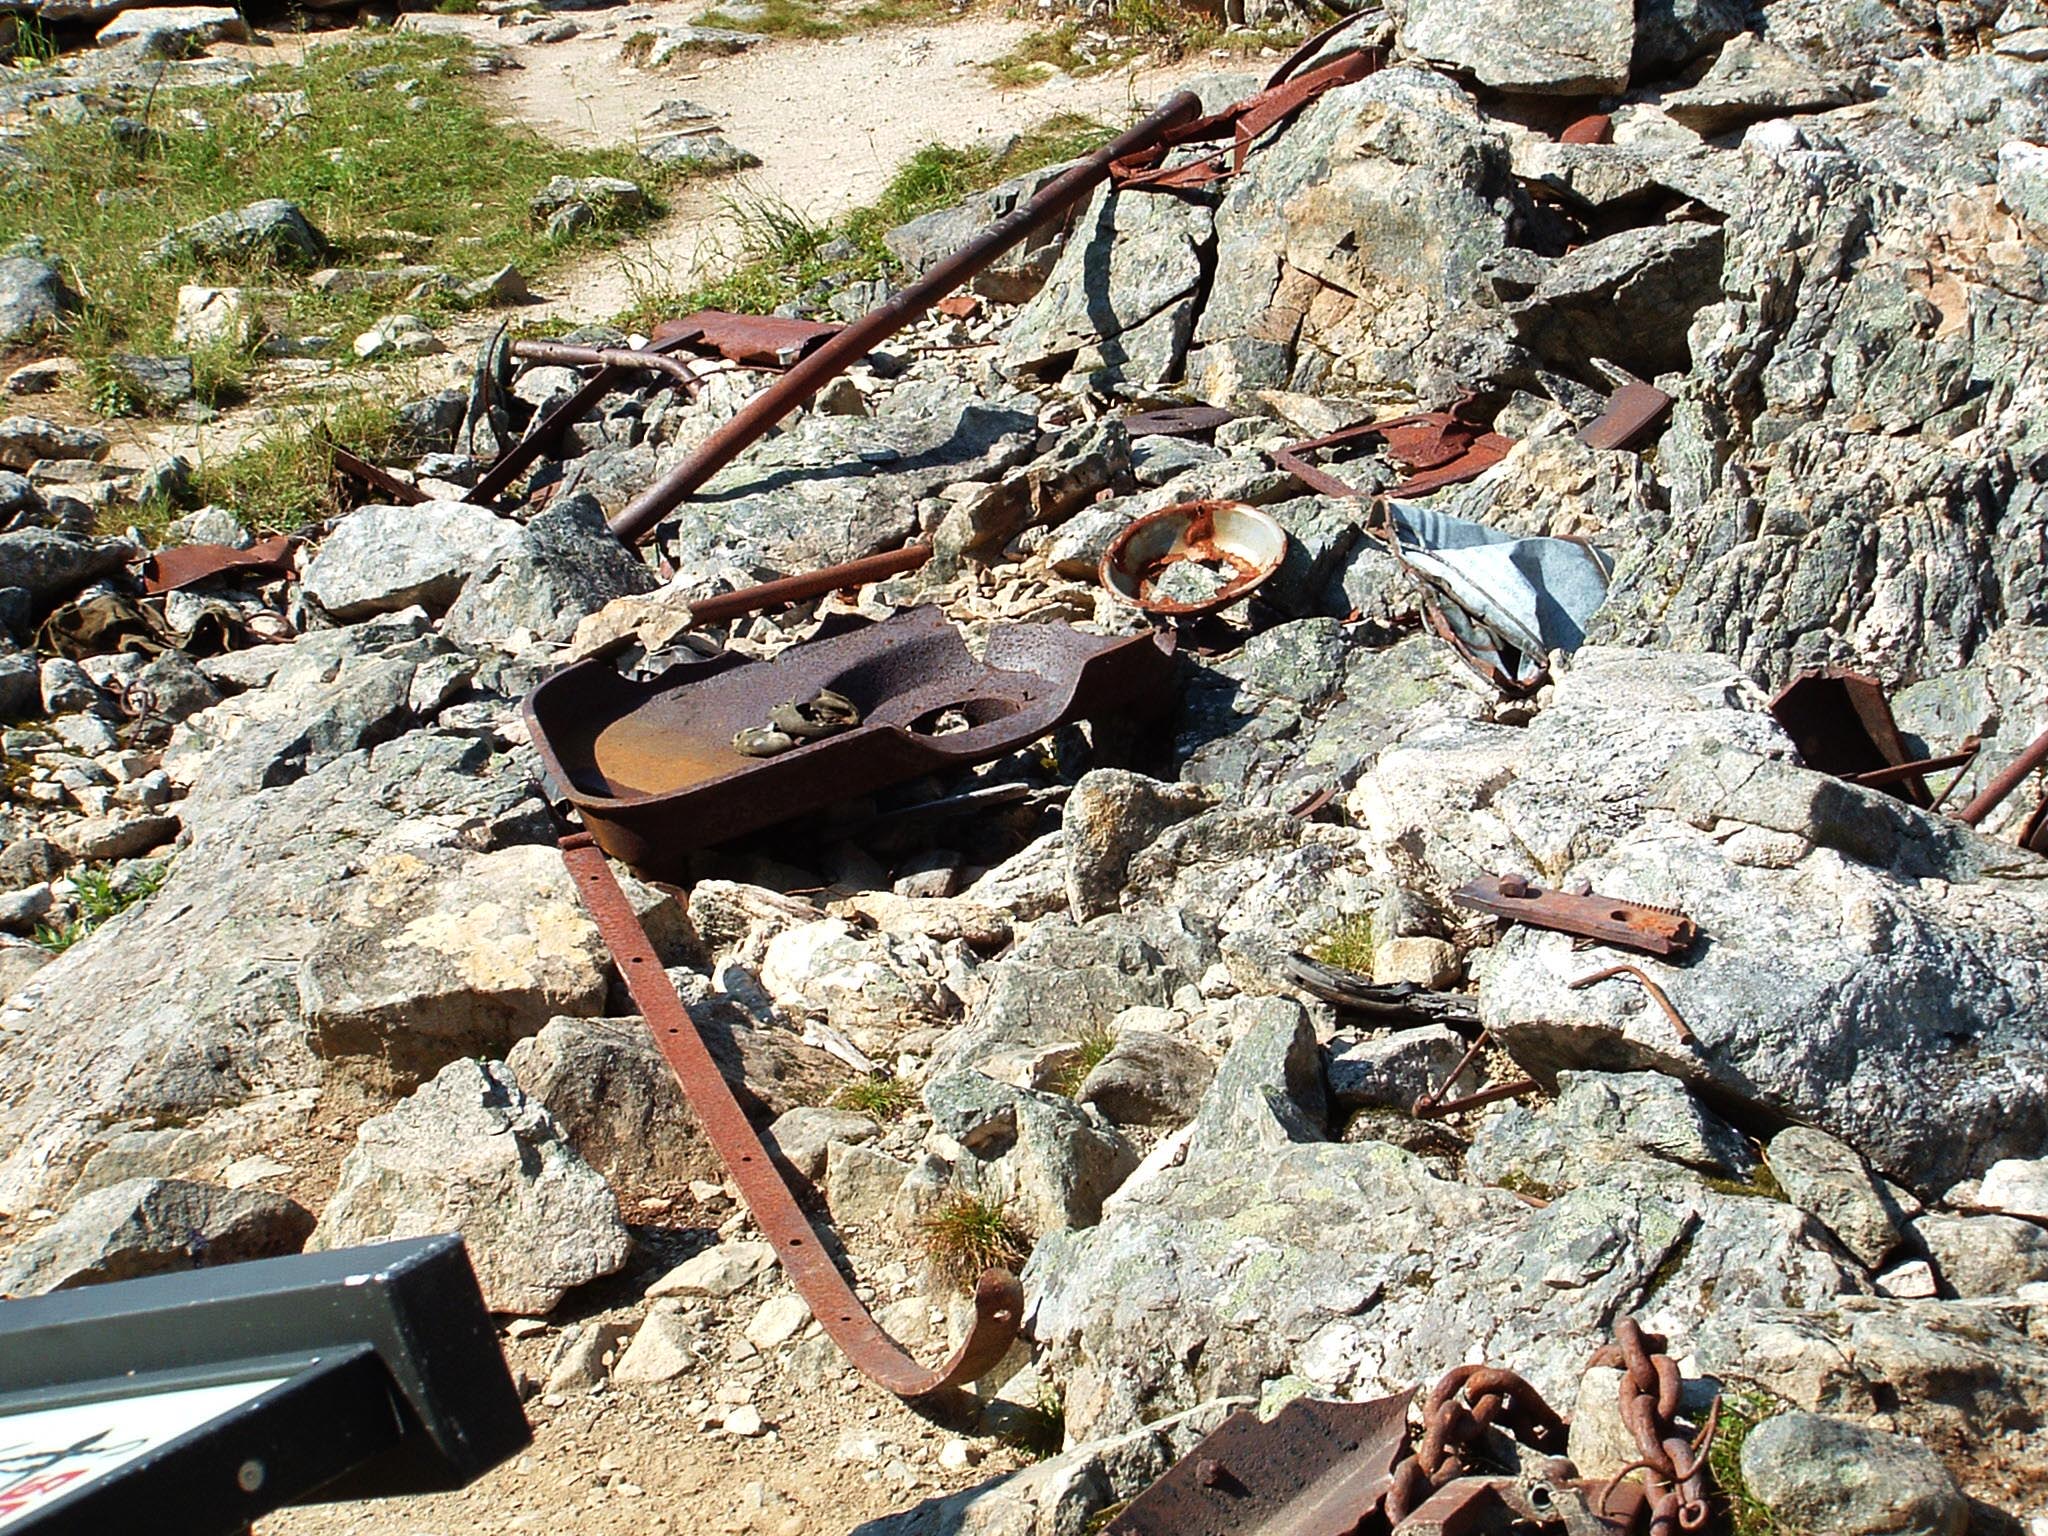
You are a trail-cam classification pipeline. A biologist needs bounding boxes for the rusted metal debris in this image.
[1105,1391,1415,1536]
[1770,667,1949,809]
[649,310,844,370]
[1123,403,1239,440]
[684,544,932,631]
[331,440,428,508]
[1111,1318,1711,1536]
[1957,723,2048,830]
[508,338,704,395]
[525,605,1176,878]
[1412,1031,1538,1119]
[1453,874,1699,958]
[1273,406,1514,500]
[559,831,1023,1401]
[1575,382,1672,452]
[1099,500,1288,619]
[605,92,1206,546]
[1559,113,1614,145]
[1567,964,1695,1047]
[139,533,296,596]
[1283,951,1482,1027]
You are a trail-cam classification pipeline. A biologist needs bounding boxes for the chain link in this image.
[1586,1318,1718,1536]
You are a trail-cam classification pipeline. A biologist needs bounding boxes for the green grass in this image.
[33,861,168,954]
[1048,1024,1116,1097]
[831,1073,919,1122]
[1309,912,1378,973]
[997,1380,1066,1460]
[985,0,1307,87]
[0,33,683,411]
[184,392,404,535]
[689,0,964,39]
[1703,1157,1787,1202]
[918,1192,1029,1288]
[1707,1391,1784,1536]
[615,113,1117,328]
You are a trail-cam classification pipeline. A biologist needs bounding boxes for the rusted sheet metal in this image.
[605,92,1206,546]
[1453,873,1698,958]
[1559,113,1613,145]
[1105,1390,1414,1536]
[331,442,428,507]
[1123,403,1238,439]
[509,339,703,395]
[684,545,932,630]
[559,831,1022,1400]
[1099,500,1288,618]
[1770,668,1939,808]
[525,606,1176,878]
[1575,382,1672,452]
[2020,795,2048,855]
[1273,409,1514,500]
[1957,724,2048,828]
[140,534,297,595]
[650,311,844,370]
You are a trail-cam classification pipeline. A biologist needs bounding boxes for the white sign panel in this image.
[0,1377,283,1528]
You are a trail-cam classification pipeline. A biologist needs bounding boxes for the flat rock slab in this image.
[0,1176,311,1295]
[1394,0,1634,94]
[301,500,522,620]
[96,5,252,46]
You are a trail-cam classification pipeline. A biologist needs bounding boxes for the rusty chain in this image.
[1586,1318,1718,1536]
[1385,1364,1572,1526]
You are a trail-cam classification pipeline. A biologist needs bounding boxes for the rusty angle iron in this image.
[560,831,1023,1400]
[1105,1390,1415,1536]
[525,605,1177,879]
[1452,874,1698,958]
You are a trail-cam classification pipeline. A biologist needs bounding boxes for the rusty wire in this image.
[1567,964,1696,1046]
[1411,1030,1539,1120]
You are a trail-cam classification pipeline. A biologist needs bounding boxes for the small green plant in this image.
[86,365,139,420]
[832,1074,919,1122]
[435,0,481,12]
[8,14,58,67]
[33,861,168,954]
[1048,1023,1116,1097]
[1703,1158,1787,1202]
[696,0,844,37]
[918,1192,1029,1288]
[189,393,402,533]
[1310,912,1378,973]
[998,1379,1067,1460]
[1707,1391,1785,1536]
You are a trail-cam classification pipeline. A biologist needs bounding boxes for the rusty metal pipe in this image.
[606,90,1205,545]
[509,340,703,396]
[686,544,931,629]
[1956,725,2048,827]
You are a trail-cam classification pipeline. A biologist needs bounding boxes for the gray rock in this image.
[1695,1297,2048,1467]
[1660,34,1853,136]
[1393,0,1632,93]
[54,813,178,863]
[530,176,647,220]
[0,256,78,345]
[765,1105,878,1182]
[1911,1213,2048,1297]
[930,419,1127,573]
[389,390,466,457]
[1739,1412,1966,1536]
[96,4,250,46]
[923,1070,1139,1237]
[0,416,108,471]
[1467,1070,1756,1194]
[0,529,132,607]
[612,1306,697,1383]
[307,1057,632,1315]
[1326,1025,1469,1113]
[300,500,522,620]
[826,1140,911,1230]
[1977,1158,2048,1220]
[1189,997,1326,1156]
[38,656,100,713]
[884,163,1071,304]
[0,883,51,934]
[0,1177,311,1296]
[157,199,325,269]
[1767,1126,1907,1268]
[638,132,759,173]
[0,470,46,533]
[507,1009,839,1195]
[1062,769,1216,922]
[1633,0,1745,76]
[623,24,764,66]
[0,935,49,999]
[297,842,607,1092]
[543,1317,632,1392]
[1510,222,1725,379]
[647,1240,776,1298]
[441,493,658,649]
[1999,140,2048,232]
[1077,1030,1216,1127]
[0,650,35,717]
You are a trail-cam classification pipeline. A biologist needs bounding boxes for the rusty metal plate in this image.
[525,606,1177,878]
[1099,500,1288,618]
[1273,411,1514,500]
[1107,1391,1414,1536]
[1770,667,1935,807]
[1452,873,1698,957]
[650,310,844,369]
[140,534,297,595]
[1575,382,1672,452]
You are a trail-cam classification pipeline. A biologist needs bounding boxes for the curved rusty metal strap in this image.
[558,832,1023,1399]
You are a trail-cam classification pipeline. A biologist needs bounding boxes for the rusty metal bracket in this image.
[1452,874,1698,958]
[1105,1390,1414,1536]
[650,310,843,369]
[1957,724,2048,829]
[1273,408,1514,501]
[330,440,429,507]
[139,533,297,595]
[1574,382,1672,452]
[559,831,1022,1400]
[1567,965,1695,1047]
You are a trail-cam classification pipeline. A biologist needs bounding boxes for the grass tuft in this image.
[187,393,402,534]
[34,861,168,954]
[1310,912,1378,973]
[831,1073,919,1123]
[1707,1391,1786,1536]
[997,1380,1066,1460]
[985,0,1306,87]
[1048,1023,1116,1097]
[918,1192,1029,1288]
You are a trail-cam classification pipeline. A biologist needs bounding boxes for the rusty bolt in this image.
[1197,1458,1228,1488]
[1499,873,1531,898]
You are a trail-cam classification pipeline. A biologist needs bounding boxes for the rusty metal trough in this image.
[525,605,1176,877]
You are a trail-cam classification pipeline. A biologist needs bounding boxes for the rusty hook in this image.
[1568,964,1697,1046]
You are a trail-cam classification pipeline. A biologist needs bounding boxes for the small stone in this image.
[354,314,443,360]
[156,199,325,269]
[1912,1213,2048,1297]
[53,813,179,863]
[646,1241,776,1299]
[1978,1158,2048,1220]
[171,285,256,350]
[936,1438,976,1471]
[96,5,251,47]
[612,1309,698,1385]
[1740,1412,1966,1536]
[0,882,53,934]
[1327,1026,1470,1112]
[723,1404,766,1437]
[1370,937,1460,989]
[1765,1126,1904,1268]
[1077,1030,1215,1126]
[744,1294,811,1350]
[1876,1259,1939,1298]
[766,1106,879,1181]
[40,657,102,714]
